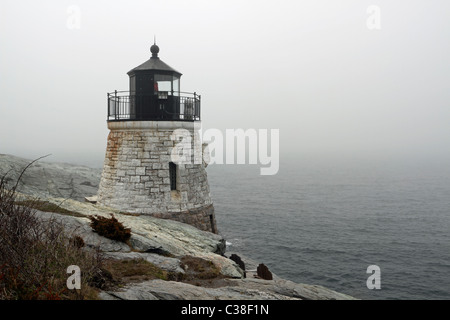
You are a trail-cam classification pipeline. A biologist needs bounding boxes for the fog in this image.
[1,0,449,168]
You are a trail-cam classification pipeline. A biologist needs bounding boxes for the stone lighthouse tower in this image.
[97,43,217,233]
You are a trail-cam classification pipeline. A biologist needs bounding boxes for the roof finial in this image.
[150,37,160,58]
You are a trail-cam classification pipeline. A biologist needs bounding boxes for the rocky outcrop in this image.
[0,154,101,202]
[32,200,354,300]
[104,252,185,274]
[99,279,294,300]
[0,154,356,300]
[99,277,356,300]
[32,200,242,279]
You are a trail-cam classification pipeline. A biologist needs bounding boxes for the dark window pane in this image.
[169,162,177,191]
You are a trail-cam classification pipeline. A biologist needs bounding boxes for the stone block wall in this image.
[97,121,217,233]
[151,204,217,234]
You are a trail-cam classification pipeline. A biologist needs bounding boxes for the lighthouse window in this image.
[173,78,179,96]
[169,162,177,190]
[155,74,173,94]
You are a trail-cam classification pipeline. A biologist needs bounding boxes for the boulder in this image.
[229,254,246,278]
[257,263,273,280]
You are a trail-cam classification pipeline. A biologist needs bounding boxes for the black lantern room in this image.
[107,43,200,122]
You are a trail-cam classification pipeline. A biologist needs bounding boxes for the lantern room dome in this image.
[127,44,182,77]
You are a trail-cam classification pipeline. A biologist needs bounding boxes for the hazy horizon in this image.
[1,0,449,168]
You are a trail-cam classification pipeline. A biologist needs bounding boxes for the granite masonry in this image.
[96,121,217,233]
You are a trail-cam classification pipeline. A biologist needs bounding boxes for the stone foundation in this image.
[97,121,217,233]
[151,204,217,233]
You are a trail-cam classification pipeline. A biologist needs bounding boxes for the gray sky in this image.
[1,0,449,167]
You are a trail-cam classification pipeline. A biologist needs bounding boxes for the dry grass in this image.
[102,258,178,285]
[100,256,230,289]
[179,256,233,288]
[14,199,85,217]
[0,172,104,300]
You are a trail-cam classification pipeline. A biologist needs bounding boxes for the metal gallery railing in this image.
[107,91,201,121]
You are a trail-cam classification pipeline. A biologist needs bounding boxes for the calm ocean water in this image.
[207,159,450,300]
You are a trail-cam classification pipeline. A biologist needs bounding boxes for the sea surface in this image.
[207,158,450,300]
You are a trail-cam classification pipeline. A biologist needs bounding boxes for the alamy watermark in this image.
[366,265,381,289]
[170,126,280,176]
[67,265,81,290]
[366,5,381,30]
[66,5,81,30]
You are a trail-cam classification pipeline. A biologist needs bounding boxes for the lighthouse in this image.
[96,43,217,234]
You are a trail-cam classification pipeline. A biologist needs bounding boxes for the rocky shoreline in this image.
[0,154,356,300]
